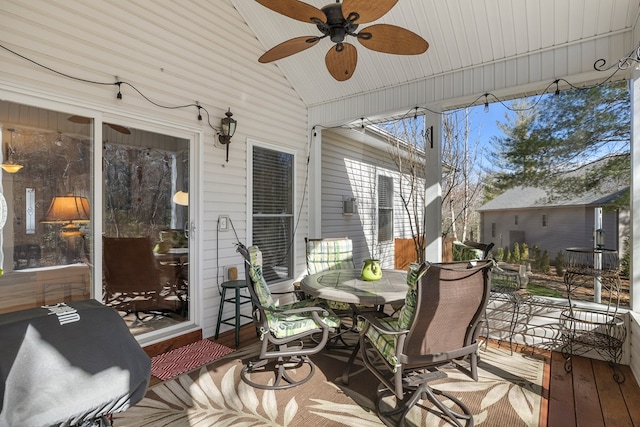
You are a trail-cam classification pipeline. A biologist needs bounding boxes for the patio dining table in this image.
[300,268,409,307]
[301,268,409,383]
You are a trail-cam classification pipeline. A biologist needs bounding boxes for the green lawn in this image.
[525,282,563,298]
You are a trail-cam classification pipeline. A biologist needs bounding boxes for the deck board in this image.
[619,364,640,426]
[547,351,576,427]
[592,359,632,426]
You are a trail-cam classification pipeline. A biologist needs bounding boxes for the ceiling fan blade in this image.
[259,36,320,63]
[342,0,398,23]
[107,123,131,135]
[68,116,131,134]
[325,43,358,81]
[67,115,90,124]
[255,0,325,24]
[357,24,429,55]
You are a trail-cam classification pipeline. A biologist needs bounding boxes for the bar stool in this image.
[214,279,252,347]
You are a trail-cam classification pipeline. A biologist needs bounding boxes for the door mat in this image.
[150,339,234,381]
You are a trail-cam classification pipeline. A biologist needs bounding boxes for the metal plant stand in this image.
[487,269,529,354]
[560,248,626,383]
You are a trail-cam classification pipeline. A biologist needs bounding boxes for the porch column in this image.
[308,127,322,238]
[424,110,442,262]
[631,68,640,311]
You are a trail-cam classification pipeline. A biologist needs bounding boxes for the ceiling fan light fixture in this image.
[330,27,346,43]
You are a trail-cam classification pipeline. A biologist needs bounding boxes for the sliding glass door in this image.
[0,99,192,337]
[101,125,190,335]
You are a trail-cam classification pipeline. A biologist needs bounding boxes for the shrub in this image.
[504,247,512,264]
[512,242,521,263]
[540,250,550,273]
[554,251,564,277]
[521,243,529,261]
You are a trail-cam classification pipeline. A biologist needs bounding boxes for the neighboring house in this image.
[478,182,629,259]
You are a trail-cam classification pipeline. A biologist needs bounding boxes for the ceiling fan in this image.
[67,116,131,135]
[256,0,429,81]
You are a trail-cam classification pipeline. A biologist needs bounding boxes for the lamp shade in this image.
[1,163,23,173]
[173,190,188,206]
[42,194,91,224]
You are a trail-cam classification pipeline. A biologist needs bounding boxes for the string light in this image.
[0,42,227,138]
[0,40,631,140]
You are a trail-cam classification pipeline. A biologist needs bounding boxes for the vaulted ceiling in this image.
[232,0,639,113]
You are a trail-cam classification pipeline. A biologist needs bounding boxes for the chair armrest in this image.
[263,304,330,317]
[357,313,409,336]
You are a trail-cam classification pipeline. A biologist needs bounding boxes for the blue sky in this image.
[449,103,514,172]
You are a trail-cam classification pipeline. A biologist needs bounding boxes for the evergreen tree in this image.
[489,81,630,205]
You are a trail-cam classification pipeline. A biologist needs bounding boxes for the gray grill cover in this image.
[0,299,150,426]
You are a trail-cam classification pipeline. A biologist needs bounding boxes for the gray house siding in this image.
[481,205,621,258]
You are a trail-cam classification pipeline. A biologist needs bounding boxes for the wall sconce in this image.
[1,128,23,173]
[342,196,357,216]
[218,108,237,162]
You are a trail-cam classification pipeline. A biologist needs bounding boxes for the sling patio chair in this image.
[357,259,493,427]
[236,243,341,390]
[103,236,185,321]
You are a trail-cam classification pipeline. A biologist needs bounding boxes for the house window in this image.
[251,144,294,283]
[515,214,518,225]
[542,214,547,227]
[378,175,393,242]
[491,223,496,238]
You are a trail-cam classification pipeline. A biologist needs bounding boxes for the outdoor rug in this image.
[150,339,235,381]
[116,342,546,426]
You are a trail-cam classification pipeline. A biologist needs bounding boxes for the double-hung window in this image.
[378,175,394,242]
[251,144,294,283]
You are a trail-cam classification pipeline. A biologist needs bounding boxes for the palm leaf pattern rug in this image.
[114,342,545,426]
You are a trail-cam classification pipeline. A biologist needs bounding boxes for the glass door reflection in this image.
[102,126,190,335]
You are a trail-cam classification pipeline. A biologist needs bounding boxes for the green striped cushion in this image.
[364,316,402,369]
[266,299,342,339]
[248,246,275,308]
[306,239,355,274]
[248,246,341,338]
[397,262,429,330]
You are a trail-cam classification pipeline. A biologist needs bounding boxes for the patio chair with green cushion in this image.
[303,237,375,312]
[358,259,493,427]
[236,243,341,390]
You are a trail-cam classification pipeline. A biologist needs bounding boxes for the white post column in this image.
[424,110,442,262]
[308,127,322,238]
[631,68,640,311]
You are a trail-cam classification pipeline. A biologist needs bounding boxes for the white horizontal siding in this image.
[321,129,418,269]
[0,0,309,340]
[630,312,640,383]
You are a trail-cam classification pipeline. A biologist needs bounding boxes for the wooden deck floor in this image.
[210,324,640,427]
